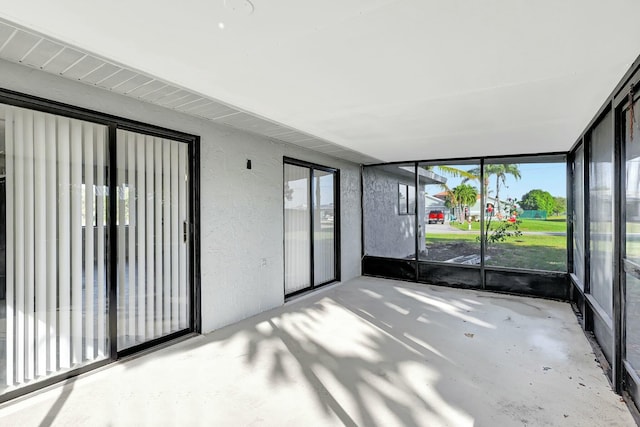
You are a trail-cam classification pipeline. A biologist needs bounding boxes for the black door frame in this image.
[0,87,201,402]
[283,157,340,298]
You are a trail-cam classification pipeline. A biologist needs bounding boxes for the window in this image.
[398,184,408,214]
[397,183,415,215]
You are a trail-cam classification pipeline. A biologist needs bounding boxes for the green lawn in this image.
[447,217,567,233]
[425,233,567,271]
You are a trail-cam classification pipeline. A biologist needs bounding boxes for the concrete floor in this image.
[0,276,634,427]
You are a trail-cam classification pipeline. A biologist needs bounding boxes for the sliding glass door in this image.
[0,99,196,399]
[313,169,336,285]
[116,130,190,350]
[284,159,338,297]
[1,105,109,390]
[284,164,311,294]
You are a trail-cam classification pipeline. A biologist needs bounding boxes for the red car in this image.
[428,210,445,224]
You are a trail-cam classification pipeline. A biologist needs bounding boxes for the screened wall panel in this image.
[573,145,585,287]
[418,162,480,264]
[116,129,190,351]
[482,158,567,272]
[589,111,614,320]
[1,105,109,391]
[626,98,640,266]
[625,96,640,378]
[363,164,418,260]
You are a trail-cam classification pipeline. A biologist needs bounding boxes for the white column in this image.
[34,111,47,377]
[84,123,95,359]
[70,120,83,364]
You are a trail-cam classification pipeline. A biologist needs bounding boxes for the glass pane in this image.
[573,146,585,287]
[284,164,311,294]
[363,164,417,260]
[116,130,190,350]
[482,159,567,272]
[0,104,109,392]
[625,97,640,374]
[626,99,640,265]
[313,170,335,285]
[590,111,614,319]
[398,184,408,214]
[626,273,640,372]
[419,163,480,264]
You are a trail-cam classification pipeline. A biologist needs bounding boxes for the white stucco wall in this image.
[0,59,361,332]
[363,167,426,259]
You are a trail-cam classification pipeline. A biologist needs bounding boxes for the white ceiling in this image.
[0,0,639,163]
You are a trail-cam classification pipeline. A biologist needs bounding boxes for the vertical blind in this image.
[313,170,335,285]
[2,105,193,393]
[284,162,337,296]
[284,164,311,294]
[4,106,108,387]
[116,130,189,350]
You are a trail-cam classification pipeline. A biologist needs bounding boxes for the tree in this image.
[553,196,567,216]
[446,184,478,223]
[466,164,522,245]
[421,165,477,181]
[465,164,521,216]
[422,165,478,222]
[520,189,555,215]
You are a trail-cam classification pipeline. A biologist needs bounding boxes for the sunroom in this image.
[0,1,638,425]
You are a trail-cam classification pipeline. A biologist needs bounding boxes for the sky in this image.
[285,172,335,209]
[426,162,567,200]
[286,161,567,210]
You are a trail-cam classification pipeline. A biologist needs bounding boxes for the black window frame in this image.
[397,183,416,216]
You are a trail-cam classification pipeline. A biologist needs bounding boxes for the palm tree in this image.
[448,184,478,223]
[422,165,478,220]
[422,165,477,181]
[465,163,522,246]
[465,163,521,216]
